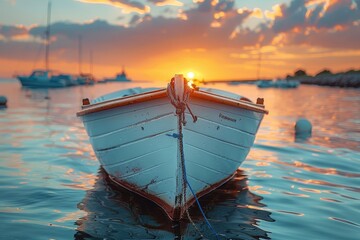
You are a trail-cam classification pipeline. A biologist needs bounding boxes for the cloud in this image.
[128,14,142,26]
[0,0,359,79]
[251,8,264,19]
[306,2,325,25]
[271,0,360,32]
[281,24,360,49]
[5,0,359,60]
[148,0,183,7]
[196,0,213,12]
[316,0,360,28]
[272,0,307,33]
[4,0,256,64]
[5,0,360,52]
[76,0,150,14]
[264,4,283,20]
[0,25,28,39]
[265,0,360,49]
[214,0,235,12]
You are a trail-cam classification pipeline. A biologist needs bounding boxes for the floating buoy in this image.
[0,95,7,107]
[295,118,312,137]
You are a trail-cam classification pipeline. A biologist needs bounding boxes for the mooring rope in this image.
[178,117,205,238]
[167,78,219,239]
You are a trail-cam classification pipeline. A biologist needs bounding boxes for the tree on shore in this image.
[286,74,292,79]
[294,69,307,77]
[316,69,332,76]
[345,69,360,74]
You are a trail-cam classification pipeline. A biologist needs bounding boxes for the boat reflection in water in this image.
[75,168,274,239]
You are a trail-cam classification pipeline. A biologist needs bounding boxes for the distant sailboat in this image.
[17,1,72,88]
[77,36,95,85]
[255,44,299,89]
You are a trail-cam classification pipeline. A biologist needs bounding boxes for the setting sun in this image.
[187,72,195,79]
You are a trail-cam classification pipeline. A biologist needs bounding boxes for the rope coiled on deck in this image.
[166,77,197,125]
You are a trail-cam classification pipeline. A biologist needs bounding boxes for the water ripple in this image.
[1,81,359,240]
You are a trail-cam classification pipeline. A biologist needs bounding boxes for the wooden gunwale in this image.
[76,89,269,117]
[191,90,268,114]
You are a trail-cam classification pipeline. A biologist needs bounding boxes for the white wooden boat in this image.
[77,74,268,220]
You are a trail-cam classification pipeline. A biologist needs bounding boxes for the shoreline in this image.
[292,72,360,88]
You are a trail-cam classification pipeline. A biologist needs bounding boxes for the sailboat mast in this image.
[256,46,262,81]
[90,50,93,75]
[78,35,82,74]
[45,1,51,71]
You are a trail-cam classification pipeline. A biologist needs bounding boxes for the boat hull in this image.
[17,76,68,88]
[79,89,265,220]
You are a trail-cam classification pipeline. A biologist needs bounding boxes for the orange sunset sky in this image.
[0,0,359,82]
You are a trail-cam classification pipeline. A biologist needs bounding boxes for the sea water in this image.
[0,79,359,239]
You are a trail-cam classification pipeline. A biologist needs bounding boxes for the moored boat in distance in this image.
[77,73,96,85]
[103,66,132,82]
[257,79,300,88]
[77,74,268,220]
[17,70,71,88]
[256,80,273,88]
